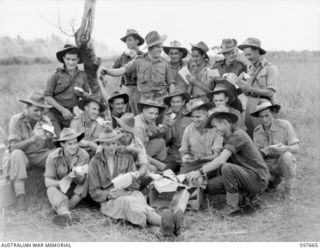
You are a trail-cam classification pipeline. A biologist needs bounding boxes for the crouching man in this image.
[88,129,162,230]
[44,128,89,227]
[186,106,270,215]
[4,91,55,211]
[251,100,299,200]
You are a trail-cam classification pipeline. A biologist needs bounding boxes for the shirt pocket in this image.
[151,63,166,83]
[54,75,71,95]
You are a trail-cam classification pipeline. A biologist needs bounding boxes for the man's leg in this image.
[245,97,261,138]
[146,138,167,162]
[277,152,297,199]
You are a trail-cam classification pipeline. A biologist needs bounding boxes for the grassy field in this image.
[0,55,319,242]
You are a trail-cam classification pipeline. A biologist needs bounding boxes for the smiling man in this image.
[107,91,130,129]
[44,44,91,136]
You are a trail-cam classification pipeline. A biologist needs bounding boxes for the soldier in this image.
[4,91,55,211]
[44,44,90,136]
[107,91,130,129]
[162,91,192,173]
[112,29,145,115]
[251,100,299,200]
[227,38,278,137]
[163,40,190,93]
[99,31,175,102]
[45,128,89,227]
[69,95,107,158]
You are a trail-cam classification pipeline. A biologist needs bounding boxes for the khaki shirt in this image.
[253,119,299,150]
[125,53,175,93]
[212,58,247,77]
[88,149,139,203]
[163,106,192,160]
[169,60,191,93]
[224,128,270,183]
[44,67,90,110]
[134,114,162,147]
[8,112,53,155]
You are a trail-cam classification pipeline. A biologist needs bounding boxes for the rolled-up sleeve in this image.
[125,59,137,75]
[166,62,175,85]
[8,117,22,143]
[224,131,248,154]
[44,73,58,97]
[44,152,57,179]
[266,65,278,92]
[88,159,109,203]
[179,125,191,155]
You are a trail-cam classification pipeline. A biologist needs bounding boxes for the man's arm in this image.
[202,149,232,173]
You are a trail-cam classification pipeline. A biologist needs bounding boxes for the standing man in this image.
[179,98,222,174]
[4,91,55,211]
[162,91,192,173]
[100,31,175,102]
[69,95,107,158]
[112,29,145,115]
[251,100,299,200]
[212,39,247,77]
[45,128,89,227]
[187,106,270,215]
[163,40,190,93]
[44,44,90,136]
[107,91,130,129]
[227,38,278,137]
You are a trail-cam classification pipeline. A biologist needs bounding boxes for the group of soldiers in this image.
[2,28,299,238]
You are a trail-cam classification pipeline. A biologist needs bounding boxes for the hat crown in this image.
[243,37,262,48]
[221,38,237,50]
[58,128,78,141]
[141,98,164,107]
[145,31,161,46]
[192,41,209,53]
[256,99,273,109]
[23,91,47,106]
[119,113,135,128]
[63,44,75,49]
[208,105,230,116]
[98,128,120,140]
[125,29,139,35]
[170,40,182,47]
[186,98,206,111]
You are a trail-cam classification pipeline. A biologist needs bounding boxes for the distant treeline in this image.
[0,34,319,65]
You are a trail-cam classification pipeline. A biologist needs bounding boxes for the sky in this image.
[0,0,320,53]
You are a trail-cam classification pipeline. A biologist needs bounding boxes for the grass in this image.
[0,54,320,241]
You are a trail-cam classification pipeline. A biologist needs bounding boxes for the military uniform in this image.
[212,58,247,77]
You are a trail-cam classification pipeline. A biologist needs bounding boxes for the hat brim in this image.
[144,34,168,49]
[94,133,124,144]
[108,93,129,105]
[78,98,107,113]
[217,46,237,54]
[163,46,188,59]
[250,104,281,117]
[120,34,145,46]
[53,132,85,147]
[163,92,190,106]
[238,44,266,55]
[19,99,52,109]
[56,47,83,64]
[185,102,214,117]
[205,111,238,128]
[137,102,166,114]
[114,116,136,133]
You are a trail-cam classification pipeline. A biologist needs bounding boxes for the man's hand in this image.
[32,129,47,142]
[186,74,197,85]
[60,108,73,120]
[108,188,126,200]
[269,144,287,155]
[88,141,99,152]
[125,49,137,59]
[182,154,193,163]
[185,170,201,184]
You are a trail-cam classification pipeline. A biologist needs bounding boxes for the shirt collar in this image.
[146,53,163,63]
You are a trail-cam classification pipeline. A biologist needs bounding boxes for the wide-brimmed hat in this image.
[94,128,123,144]
[114,113,136,133]
[185,98,214,117]
[250,99,281,117]
[120,29,144,46]
[108,91,129,105]
[53,128,84,147]
[163,90,190,106]
[190,41,210,60]
[217,38,237,54]
[78,95,107,113]
[238,37,266,55]
[205,105,239,128]
[56,44,83,64]
[206,78,237,103]
[144,31,167,49]
[163,40,188,59]
[19,91,52,109]
[137,99,166,114]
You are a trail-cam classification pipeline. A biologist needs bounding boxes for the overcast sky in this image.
[1,0,320,53]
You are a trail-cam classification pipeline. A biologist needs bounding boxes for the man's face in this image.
[61,138,79,156]
[149,44,163,59]
[118,128,133,145]
[111,98,125,115]
[143,107,159,123]
[213,93,229,107]
[63,53,79,71]
[211,118,230,136]
[168,48,183,63]
[101,140,118,156]
[191,50,205,66]
[258,108,273,127]
[170,96,185,113]
[191,109,208,128]
[243,47,260,65]
[26,105,45,122]
[223,48,237,63]
[126,36,139,50]
[85,101,100,121]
